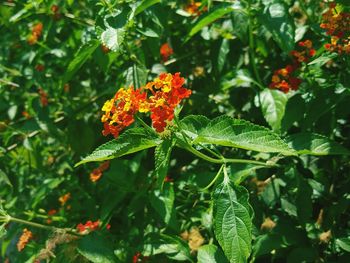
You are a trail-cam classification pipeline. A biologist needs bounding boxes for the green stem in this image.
[135,115,153,132]
[248,6,263,88]
[8,216,82,237]
[185,144,272,166]
[201,165,224,191]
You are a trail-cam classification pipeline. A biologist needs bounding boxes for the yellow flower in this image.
[102,99,114,113]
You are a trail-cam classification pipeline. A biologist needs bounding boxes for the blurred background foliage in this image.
[0,0,350,262]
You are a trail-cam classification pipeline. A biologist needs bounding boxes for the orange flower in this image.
[320,3,350,54]
[160,43,173,62]
[101,73,191,138]
[58,193,71,206]
[35,64,45,72]
[89,161,110,182]
[38,87,48,107]
[22,111,31,119]
[184,1,207,16]
[17,228,33,252]
[27,22,43,45]
[76,220,100,234]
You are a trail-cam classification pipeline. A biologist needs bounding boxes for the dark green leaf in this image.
[296,176,312,224]
[150,183,175,225]
[75,128,161,166]
[155,138,175,188]
[63,40,100,83]
[186,4,234,41]
[213,178,253,263]
[286,133,350,155]
[77,232,118,263]
[193,115,296,155]
[259,3,295,53]
[135,0,161,16]
[281,94,306,132]
[0,169,12,188]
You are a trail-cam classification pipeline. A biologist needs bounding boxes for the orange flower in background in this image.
[27,22,43,45]
[90,161,110,182]
[59,193,71,206]
[76,220,102,234]
[38,87,48,107]
[22,111,31,119]
[35,64,45,72]
[17,228,33,252]
[320,3,350,54]
[290,40,317,64]
[101,73,191,138]
[184,1,207,16]
[51,5,61,20]
[270,39,316,93]
[160,43,173,62]
[269,64,302,93]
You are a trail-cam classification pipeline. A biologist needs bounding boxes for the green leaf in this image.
[286,133,350,155]
[101,27,125,52]
[0,223,7,239]
[0,169,12,188]
[155,139,175,188]
[144,234,192,261]
[197,244,229,263]
[308,53,338,67]
[281,94,306,133]
[192,115,296,155]
[77,232,118,263]
[259,2,295,53]
[296,175,312,224]
[230,164,266,185]
[135,0,161,15]
[180,115,210,140]
[75,128,161,166]
[125,64,148,88]
[150,183,175,225]
[185,4,234,42]
[217,39,230,73]
[63,40,100,83]
[260,89,288,132]
[336,237,350,252]
[213,178,253,263]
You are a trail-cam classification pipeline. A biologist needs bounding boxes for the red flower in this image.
[76,220,101,234]
[160,43,173,62]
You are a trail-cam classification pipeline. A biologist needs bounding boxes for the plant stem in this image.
[247,5,263,88]
[185,144,272,166]
[201,164,224,191]
[8,216,82,237]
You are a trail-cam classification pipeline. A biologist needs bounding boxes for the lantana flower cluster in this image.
[17,228,33,252]
[27,22,43,45]
[101,73,191,138]
[89,161,110,182]
[184,1,207,16]
[270,40,316,93]
[76,220,110,234]
[160,43,173,62]
[321,3,350,54]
